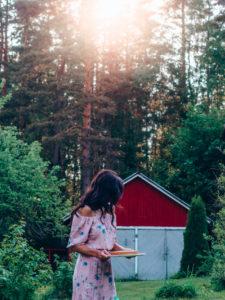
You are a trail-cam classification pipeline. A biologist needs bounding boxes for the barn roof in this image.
[124,172,190,210]
[125,172,211,223]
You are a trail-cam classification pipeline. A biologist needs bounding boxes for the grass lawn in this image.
[116,277,225,300]
[36,277,225,299]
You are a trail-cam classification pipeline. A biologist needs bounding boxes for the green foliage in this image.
[0,126,69,246]
[180,195,209,275]
[0,94,11,110]
[211,244,225,291]
[155,282,197,298]
[151,106,225,214]
[170,271,190,280]
[211,170,225,291]
[0,81,12,115]
[115,277,225,300]
[0,221,53,300]
[196,250,214,277]
[43,254,76,299]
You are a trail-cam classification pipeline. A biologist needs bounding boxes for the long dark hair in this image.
[70,169,124,226]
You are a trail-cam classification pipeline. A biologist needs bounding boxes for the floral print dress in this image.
[66,209,119,300]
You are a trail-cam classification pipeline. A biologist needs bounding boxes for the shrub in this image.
[44,253,76,299]
[211,226,225,291]
[170,271,193,279]
[211,171,225,291]
[196,250,214,276]
[0,221,53,300]
[211,246,225,291]
[155,282,197,298]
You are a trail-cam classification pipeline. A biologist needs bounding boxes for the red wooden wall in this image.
[116,177,188,227]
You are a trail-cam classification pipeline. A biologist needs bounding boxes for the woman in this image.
[67,169,131,300]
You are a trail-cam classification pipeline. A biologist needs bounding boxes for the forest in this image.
[1,0,225,208]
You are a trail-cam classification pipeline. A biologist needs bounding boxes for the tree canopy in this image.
[0,126,68,247]
[151,106,225,215]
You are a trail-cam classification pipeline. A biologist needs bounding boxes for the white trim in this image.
[134,228,138,277]
[117,226,186,230]
[164,229,168,279]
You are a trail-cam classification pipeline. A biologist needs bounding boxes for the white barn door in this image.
[112,227,185,280]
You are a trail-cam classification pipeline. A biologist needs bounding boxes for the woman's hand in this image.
[95,249,111,261]
[70,244,111,261]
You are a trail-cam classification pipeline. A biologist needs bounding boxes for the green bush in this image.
[196,250,214,276]
[155,282,197,298]
[211,243,225,291]
[0,221,53,300]
[170,271,193,279]
[44,254,76,299]
[211,171,225,291]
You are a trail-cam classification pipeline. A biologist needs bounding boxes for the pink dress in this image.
[67,210,119,300]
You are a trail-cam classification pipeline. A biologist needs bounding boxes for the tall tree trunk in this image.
[0,0,9,96]
[180,0,187,107]
[2,0,9,96]
[0,0,3,74]
[206,0,212,110]
[80,0,94,193]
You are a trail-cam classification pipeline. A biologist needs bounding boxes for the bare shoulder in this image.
[78,205,95,217]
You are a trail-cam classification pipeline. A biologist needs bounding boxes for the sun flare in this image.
[69,0,165,31]
[96,0,124,20]
[69,0,164,25]
[96,0,164,21]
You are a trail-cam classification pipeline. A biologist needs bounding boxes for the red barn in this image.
[112,172,192,280]
[116,172,189,227]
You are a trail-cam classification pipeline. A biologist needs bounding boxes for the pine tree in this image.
[180,195,209,275]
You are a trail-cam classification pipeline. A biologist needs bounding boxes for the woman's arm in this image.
[69,244,111,261]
